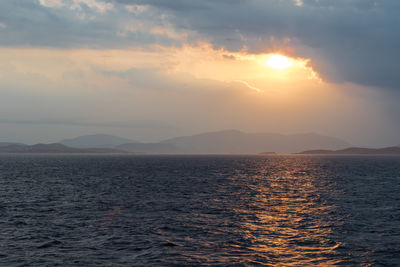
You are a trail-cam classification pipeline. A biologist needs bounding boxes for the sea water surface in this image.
[1,154,400,266]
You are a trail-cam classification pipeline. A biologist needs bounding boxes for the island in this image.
[0,143,126,154]
[298,147,400,155]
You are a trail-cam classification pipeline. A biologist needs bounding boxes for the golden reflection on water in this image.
[235,157,343,266]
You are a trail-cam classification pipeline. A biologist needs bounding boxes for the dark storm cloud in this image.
[119,0,400,89]
[1,0,399,89]
[0,0,181,48]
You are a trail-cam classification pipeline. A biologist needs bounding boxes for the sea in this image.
[0,154,399,266]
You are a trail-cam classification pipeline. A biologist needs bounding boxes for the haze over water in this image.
[1,155,399,266]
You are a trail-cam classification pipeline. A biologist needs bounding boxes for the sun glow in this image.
[265,54,293,70]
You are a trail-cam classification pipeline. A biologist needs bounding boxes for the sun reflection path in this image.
[228,157,346,266]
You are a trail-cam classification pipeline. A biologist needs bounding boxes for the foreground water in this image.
[0,155,399,266]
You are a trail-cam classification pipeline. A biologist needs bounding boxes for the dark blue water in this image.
[1,155,400,266]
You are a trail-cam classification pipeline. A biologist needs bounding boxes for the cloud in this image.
[39,0,114,13]
[100,67,261,94]
[232,80,261,92]
[71,0,114,14]
[0,0,184,48]
[122,0,400,89]
[39,0,64,8]
[0,0,400,90]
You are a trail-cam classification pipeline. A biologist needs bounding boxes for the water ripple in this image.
[0,155,400,266]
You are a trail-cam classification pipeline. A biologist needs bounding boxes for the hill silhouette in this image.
[0,143,125,153]
[160,130,350,154]
[118,130,350,154]
[1,130,354,154]
[60,134,134,148]
[115,143,178,153]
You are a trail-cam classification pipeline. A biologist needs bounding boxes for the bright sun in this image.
[265,54,293,70]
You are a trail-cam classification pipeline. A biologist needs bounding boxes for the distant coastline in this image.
[298,147,400,155]
[0,143,126,154]
[1,143,400,155]
[1,131,399,155]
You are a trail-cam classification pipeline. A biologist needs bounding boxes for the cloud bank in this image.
[1,0,399,89]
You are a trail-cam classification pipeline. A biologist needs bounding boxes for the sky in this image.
[0,0,399,146]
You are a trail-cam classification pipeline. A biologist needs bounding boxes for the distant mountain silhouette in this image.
[60,134,135,148]
[159,130,350,154]
[5,130,351,154]
[299,147,400,155]
[116,130,351,154]
[116,143,178,153]
[0,143,125,153]
[0,142,24,147]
